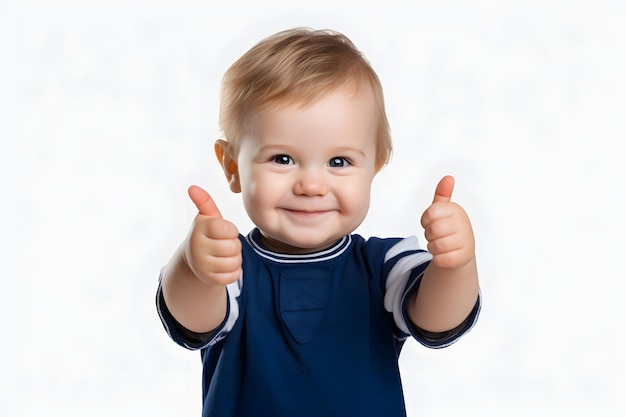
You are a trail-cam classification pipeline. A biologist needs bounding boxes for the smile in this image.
[281,208,334,220]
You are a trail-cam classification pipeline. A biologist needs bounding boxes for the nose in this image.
[293,168,328,196]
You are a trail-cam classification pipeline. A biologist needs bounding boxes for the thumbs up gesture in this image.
[420,176,475,269]
[183,185,242,286]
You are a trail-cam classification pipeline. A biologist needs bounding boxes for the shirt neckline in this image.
[245,228,352,264]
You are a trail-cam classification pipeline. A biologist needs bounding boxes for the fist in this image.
[184,185,242,285]
[421,176,475,269]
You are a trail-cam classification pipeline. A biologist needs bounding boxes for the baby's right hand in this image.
[184,185,242,286]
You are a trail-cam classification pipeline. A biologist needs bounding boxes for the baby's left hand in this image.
[421,176,475,269]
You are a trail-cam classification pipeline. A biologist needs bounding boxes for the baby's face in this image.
[236,86,379,253]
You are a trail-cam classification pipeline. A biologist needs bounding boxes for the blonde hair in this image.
[219,28,392,171]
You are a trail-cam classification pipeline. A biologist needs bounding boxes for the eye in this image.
[328,157,350,168]
[271,154,294,165]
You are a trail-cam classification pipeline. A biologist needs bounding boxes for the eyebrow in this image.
[257,144,295,155]
[258,144,366,158]
[331,147,367,158]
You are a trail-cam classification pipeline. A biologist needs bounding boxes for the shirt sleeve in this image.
[382,236,481,349]
[155,272,243,350]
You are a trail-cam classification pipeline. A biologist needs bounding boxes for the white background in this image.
[1,1,625,416]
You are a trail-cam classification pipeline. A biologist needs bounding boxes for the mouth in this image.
[281,208,334,220]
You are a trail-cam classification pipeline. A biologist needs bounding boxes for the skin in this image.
[161,85,479,335]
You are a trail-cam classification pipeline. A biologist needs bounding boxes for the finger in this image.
[201,254,242,276]
[426,235,463,256]
[188,185,222,218]
[430,250,466,270]
[204,234,241,257]
[423,217,457,242]
[203,270,242,286]
[432,175,455,203]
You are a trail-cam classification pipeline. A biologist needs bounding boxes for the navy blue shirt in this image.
[157,229,480,416]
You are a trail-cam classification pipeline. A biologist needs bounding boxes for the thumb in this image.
[432,175,455,203]
[188,185,222,218]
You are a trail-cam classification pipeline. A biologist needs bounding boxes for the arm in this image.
[407,176,479,333]
[161,185,242,334]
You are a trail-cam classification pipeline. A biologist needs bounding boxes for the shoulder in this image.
[351,234,423,261]
[347,235,428,286]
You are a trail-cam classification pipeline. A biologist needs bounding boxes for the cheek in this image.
[241,170,282,210]
[238,168,259,213]
[338,176,372,211]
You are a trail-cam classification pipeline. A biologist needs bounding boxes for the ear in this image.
[214,140,241,193]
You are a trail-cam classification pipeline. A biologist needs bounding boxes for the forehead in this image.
[256,84,378,139]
